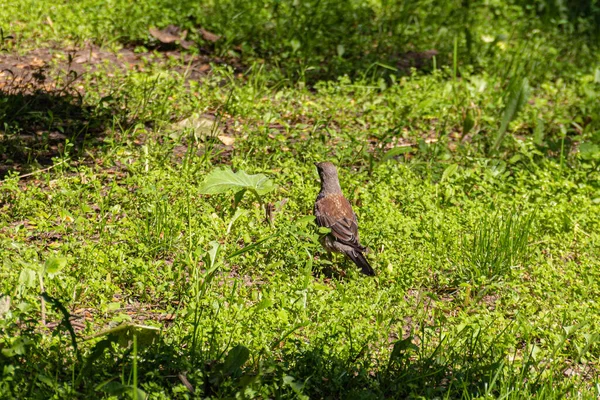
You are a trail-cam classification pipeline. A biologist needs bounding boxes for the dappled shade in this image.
[0,67,122,177]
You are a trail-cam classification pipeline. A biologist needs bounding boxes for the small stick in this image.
[177,372,195,394]
[5,158,71,181]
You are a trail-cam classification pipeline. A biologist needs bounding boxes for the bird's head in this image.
[315,161,337,178]
[315,162,341,192]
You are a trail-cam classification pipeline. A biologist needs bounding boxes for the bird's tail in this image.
[347,249,376,276]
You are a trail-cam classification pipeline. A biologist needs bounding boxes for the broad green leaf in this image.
[86,323,160,349]
[207,241,221,270]
[18,268,37,288]
[441,164,459,182]
[2,337,28,357]
[283,375,308,399]
[36,374,55,388]
[563,324,579,336]
[382,146,413,162]
[579,142,600,161]
[389,337,418,362]
[533,117,545,145]
[508,154,522,164]
[233,188,247,207]
[254,297,273,312]
[313,282,332,291]
[462,110,474,136]
[488,159,506,177]
[318,226,331,235]
[198,168,275,196]
[290,39,301,53]
[227,208,247,234]
[294,215,316,227]
[530,344,542,361]
[283,375,300,389]
[222,345,250,375]
[45,256,67,275]
[493,76,530,150]
[106,302,121,311]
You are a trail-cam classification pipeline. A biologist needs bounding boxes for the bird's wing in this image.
[315,194,362,249]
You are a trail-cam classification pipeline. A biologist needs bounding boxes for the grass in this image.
[1,0,600,398]
[459,209,535,282]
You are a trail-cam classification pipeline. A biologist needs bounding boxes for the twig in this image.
[177,372,195,394]
[11,158,71,180]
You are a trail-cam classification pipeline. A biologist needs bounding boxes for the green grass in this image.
[1,0,600,398]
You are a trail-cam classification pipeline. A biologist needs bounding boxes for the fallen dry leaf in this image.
[30,57,45,67]
[149,26,181,44]
[149,25,195,49]
[74,52,98,64]
[199,28,221,43]
[179,40,194,50]
[174,113,223,139]
[218,135,235,146]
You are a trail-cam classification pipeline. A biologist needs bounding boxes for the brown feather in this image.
[315,193,362,250]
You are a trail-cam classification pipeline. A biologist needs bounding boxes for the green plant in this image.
[139,194,183,258]
[493,76,531,151]
[198,166,276,222]
[460,209,535,282]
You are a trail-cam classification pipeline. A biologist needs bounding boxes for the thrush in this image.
[314,162,375,276]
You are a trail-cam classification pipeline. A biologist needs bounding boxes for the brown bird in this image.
[314,162,375,276]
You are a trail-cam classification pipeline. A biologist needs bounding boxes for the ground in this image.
[1,1,600,399]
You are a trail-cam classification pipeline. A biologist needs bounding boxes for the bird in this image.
[314,162,375,276]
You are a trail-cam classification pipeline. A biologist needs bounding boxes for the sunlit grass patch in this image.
[460,209,535,282]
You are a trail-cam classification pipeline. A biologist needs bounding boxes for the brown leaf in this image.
[174,113,223,139]
[74,52,98,64]
[149,25,195,49]
[30,57,45,68]
[199,28,221,43]
[149,27,179,43]
[149,25,184,44]
[179,39,195,50]
[74,55,88,64]
[217,135,235,146]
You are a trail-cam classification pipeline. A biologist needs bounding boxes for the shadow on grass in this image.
[0,69,126,178]
[0,317,578,399]
[92,334,522,398]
